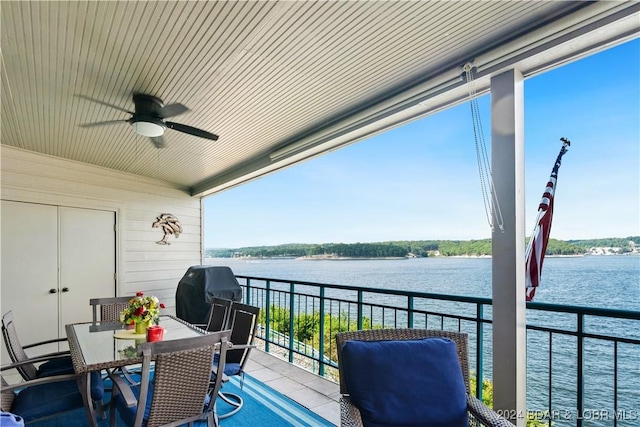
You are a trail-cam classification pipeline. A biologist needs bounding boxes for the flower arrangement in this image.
[120,292,166,326]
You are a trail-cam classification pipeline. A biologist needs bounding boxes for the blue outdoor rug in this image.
[29,374,334,427]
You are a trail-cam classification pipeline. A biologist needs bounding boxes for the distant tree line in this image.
[205,236,639,258]
[566,236,639,253]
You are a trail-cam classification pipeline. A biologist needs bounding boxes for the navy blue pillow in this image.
[341,337,469,427]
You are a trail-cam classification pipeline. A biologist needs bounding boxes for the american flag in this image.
[525,139,570,301]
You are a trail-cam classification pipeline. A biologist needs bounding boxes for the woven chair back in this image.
[1,311,38,380]
[136,330,231,427]
[0,376,16,412]
[89,296,133,322]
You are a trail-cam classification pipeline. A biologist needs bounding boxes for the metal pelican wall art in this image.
[152,213,183,245]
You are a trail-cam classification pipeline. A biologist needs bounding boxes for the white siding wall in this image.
[0,146,203,313]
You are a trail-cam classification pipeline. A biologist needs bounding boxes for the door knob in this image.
[62,287,70,293]
[49,288,58,294]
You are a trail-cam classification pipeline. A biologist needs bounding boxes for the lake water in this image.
[206,255,640,426]
[206,255,639,310]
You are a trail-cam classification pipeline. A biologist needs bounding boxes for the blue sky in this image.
[204,39,639,249]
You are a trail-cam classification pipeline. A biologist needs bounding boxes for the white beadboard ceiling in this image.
[1,1,638,196]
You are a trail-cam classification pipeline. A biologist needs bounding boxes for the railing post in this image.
[408,296,414,328]
[613,342,618,427]
[289,282,295,363]
[548,332,553,418]
[357,290,363,330]
[265,280,271,353]
[577,313,584,427]
[476,303,484,400]
[245,278,251,305]
[318,286,326,376]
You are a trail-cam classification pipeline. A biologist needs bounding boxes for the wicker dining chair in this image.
[1,360,86,424]
[89,296,140,385]
[89,296,133,323]
[1,310,105,405]
[1,311,72,381]
[336,328,513,427]
[109,330,232,427]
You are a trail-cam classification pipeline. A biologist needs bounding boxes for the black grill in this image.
[175,265,242,324]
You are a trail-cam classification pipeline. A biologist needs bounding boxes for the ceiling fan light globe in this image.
[131,121,165,137]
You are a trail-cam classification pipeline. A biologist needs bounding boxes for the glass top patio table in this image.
[65,315,205,373]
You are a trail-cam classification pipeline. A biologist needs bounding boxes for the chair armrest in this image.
[1,354,70,372]
[228,344,255,350]
[339,396,364,427]
[23,337,68,349]
[466,394,515,427]
[0,373,81,393]
[109,371,137,407]
[27,351,71,361]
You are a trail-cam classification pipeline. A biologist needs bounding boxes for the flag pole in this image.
[525,138,571,301]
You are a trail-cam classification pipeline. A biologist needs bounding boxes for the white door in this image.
[1,201,116,360]
[1,201,59,360]
[59,206,116,333]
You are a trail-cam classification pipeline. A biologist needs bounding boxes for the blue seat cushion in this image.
[113,382,154,427]
[36,356,74,378]
[114,380,208,427]
[36,362,104,401]
[213,353,241,376]
[10,379,84,422]
[341,337,469,427]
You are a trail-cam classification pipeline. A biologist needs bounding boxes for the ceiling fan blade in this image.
[150,136,166,149]
[74,95,134,114]
[158,103,189,119]
[165,121,219,141]
[79,119,128,128]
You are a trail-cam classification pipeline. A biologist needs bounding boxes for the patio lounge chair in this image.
[336,328,513,427]
[109,330,232,427]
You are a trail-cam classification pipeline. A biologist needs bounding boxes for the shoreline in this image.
[295,255,407,261]
[205,253,639,261]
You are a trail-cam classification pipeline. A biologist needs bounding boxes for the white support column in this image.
[491,68,527,426]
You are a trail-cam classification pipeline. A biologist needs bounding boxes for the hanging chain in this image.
[464,63,504,233]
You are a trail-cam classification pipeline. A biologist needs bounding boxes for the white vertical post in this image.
[491,68,527,426]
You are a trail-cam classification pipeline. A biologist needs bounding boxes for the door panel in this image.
[59,207,116,334]
[1,201,59,361]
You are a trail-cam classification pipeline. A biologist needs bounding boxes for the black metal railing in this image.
[237,275,640,427]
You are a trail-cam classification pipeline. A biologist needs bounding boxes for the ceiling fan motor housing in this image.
[130,94,166,137]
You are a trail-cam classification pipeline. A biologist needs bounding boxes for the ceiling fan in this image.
[76,93,219,148]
